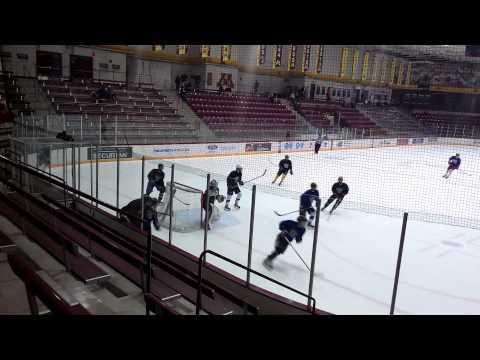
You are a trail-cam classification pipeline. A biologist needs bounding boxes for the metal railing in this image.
[196,249,317,315]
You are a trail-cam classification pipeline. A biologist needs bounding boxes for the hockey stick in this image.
[174,195,191,206]
[285,239,310,272]
[273,209,298,216]
[243,169,267,184]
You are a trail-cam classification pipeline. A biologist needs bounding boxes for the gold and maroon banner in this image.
[316,45,324,73]
[390,60,396,84]
[257,45,266,66]
[361,52,369,81]
[352,49,360,79]
[201,45,210,58]
[176,45,187,55]
[397,62,404,85]
[405,62,412,86]
[153,45,165,51]
[339,47,349,78]
[370,54,377,82]
[273,45,283,69]
[302,45,311,72]
[288,45,297,71]
[221,45,232,62]
[380,59,387,83]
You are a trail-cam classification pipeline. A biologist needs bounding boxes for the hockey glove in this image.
[296,237,303,244]
[290,170,293,175]
[239,181,244,186]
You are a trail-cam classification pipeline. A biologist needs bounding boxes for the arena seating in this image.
[413,110,480,129]
[299,101,378,131]
[184,91,300,138]
[40,78,198,143]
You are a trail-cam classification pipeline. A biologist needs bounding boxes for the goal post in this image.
[157,181,204,233]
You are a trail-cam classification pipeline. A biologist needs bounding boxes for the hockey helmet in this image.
[285,155,290,159]
[297,215,308,224]
[456,153,460,157]
[210,179,218,187]
[311,182,317,189]
[236,164,243,171]
[158,163,164,169]
[338,176,344,182]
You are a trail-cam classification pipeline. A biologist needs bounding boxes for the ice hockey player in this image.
[146,163,166,202]
[119,195,160,233]
[443,153,461,178]
[300,183,320,227]
[321,176,349,215]
[201,179,225,230]
[262,215,308,270]
[225,165,244,211]
[271,155,293,186]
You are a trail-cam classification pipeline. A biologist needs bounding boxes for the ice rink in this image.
[56,144,480,314]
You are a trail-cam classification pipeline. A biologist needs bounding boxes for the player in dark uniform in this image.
[146,163,166,202]
[225,165,244,211]
[300,183,320,227]
[201,179,225,230]
[321,176,349,215]
[262,216,308,270]
[443,153,461,178]
[120,195,160,233]
[272,155,293,186]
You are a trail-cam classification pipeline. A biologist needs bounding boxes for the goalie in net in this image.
[201,179,225,231]
[156,180,224,233]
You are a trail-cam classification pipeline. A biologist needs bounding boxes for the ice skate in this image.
[262,258,273,270]
[224,204,231,211]
[308,222,315,228]
[234,201,240,209]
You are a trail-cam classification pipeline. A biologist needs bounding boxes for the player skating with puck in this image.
[262,215,307,270]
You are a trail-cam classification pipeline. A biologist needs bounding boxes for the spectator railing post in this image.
[99,116,102,145]
[77,145,81,197]
[141,156,145,231]
[48,144,52,175]
[168,164,175,246]
[390,212,408,315]
[90,144,93,207]
[116,148,120,217]
[115,115,118,146]
[308,198,321,311]
[63,113,66,131]
[203,174,210,259]
[80,115,83,142]
[246,185,256,287]
[95,146,99,208]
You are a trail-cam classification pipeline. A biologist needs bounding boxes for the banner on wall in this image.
[201,45,210,58]
[371,54,377,82]
[245,143,271,152]
[221,45,232,62]
[361,52,369,81]
[87,147,133,160]
[176,45,187,55]
[316,45,324,74]
[288,45,297,71]
[397,138,409,145]
[257,45,266,66]
[302,45,311,73]
[339,47,349,78]
[352,49,360,79]
[273,45,283,69]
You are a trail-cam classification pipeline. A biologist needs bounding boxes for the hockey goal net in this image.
[157,181,204,233]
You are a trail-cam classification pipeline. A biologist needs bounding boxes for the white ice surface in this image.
[57,145,480,314]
